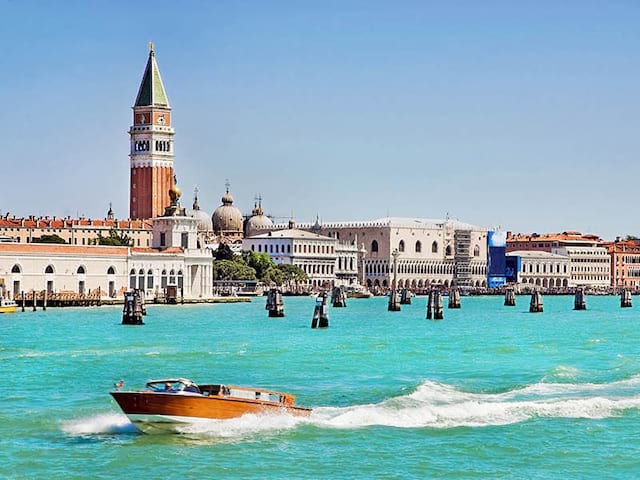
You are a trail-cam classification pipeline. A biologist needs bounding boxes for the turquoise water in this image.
[2,296,640,479]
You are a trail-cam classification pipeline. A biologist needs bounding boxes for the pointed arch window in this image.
[431,241,438,253]
[11,264,21,274]
[398,240,405,252]
[371,240,379,253]
[77,266,86,274]
[161,269,168,288]
[107,266,116,275]
[129,268,136,289]
[147,269,154,289]
[169,269,176,285]
[415,241,422,253]
[177,270,184,289]
[446,245,453,256]
[45,265,55,274]
[473,245,480,257]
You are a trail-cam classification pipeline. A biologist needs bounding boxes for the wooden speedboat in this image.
[0,298,17,314]
[111,378,311,433]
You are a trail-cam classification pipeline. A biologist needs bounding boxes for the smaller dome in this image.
[191,209,213,232]
[246,214,273,236]
[212,184,243,237]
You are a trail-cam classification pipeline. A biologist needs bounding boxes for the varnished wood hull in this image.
[111,391,311,433]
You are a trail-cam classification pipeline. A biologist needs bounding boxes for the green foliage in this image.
[262,266,284,286]
[277,263,308,284]
[625,235,639,241]
[241,251,276,279]
[32,234,67,244]
[93,229,133,246]
[213,260,256,281]
[214,243,235,261]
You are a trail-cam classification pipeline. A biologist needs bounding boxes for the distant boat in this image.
[111,378,311,434]
[345,285,373,299]
[0,298,17,314]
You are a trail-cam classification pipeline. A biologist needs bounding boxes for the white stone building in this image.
[260,217,489,290]
[0,192,214,301]
[507,250,571,288]
[553,245,611,288]
[242,226,360,287]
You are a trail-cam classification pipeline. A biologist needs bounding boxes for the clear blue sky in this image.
[1,1,639,239]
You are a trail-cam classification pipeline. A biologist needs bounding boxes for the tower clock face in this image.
[158,114,165,125]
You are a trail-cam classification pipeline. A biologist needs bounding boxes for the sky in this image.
[1,1,639,240]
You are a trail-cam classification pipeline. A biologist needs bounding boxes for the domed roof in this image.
[245,198,273,236]
[212,185,243,236]
[189,189,212,232]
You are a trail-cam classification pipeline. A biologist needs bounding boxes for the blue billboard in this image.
[487,231,507,287]
[505,256,520,283]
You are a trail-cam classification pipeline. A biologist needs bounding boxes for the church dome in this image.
[245,198,273,237]
[212,186,243,237]
[189,190,212,232]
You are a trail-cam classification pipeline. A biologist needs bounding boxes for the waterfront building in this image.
[261,217,488,290]
[0,212,152,247]
[129,44,175,220]
[506,251,571,288]
[602,239,640,289]
[507,231,610,288]
[243,223,360,287]
[0,188,213,301]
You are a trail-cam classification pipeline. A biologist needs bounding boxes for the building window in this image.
[474,246,480,257]
[129,269,136,289]
[415,241,422,253]
[446,245,452,256]
[181,232,188,249]
[160,232,166,247]
[45,265,54,274]
[177,270,184,289]
[107,266,116,275]
[432,241,438,253]
[399,240,405,252]
[371,240,379,253]
[169,269,176,285]
[147,270,154,289]
[161,270,168,288]
[11,264,21,273]
[77,265,86,274]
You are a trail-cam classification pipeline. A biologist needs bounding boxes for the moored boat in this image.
[111,378,311,433]
[0,298,17,314]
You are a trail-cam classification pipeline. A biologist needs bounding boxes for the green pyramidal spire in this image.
[134,42,170,108]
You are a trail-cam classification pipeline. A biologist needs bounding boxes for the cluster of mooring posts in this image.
[574,287,587,310]
[266,288,285,317]
[448,287,461,308]
[426,290,444,320]
[621,288,632,308]
[504,287,516,306]
[122,289,146,325]
[400,289,412,305]
[529,290,544,313]
[331,286,347,308]
[311,291,329,328]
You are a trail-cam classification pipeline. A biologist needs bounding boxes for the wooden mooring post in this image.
[331,286,347,308]
[504,288,516,307]
[266,288,284,317]
[448,287,461,309]
[529,290,543,313]
[311,291,329,328]
[574,287,586,310]
[621,289,632,308]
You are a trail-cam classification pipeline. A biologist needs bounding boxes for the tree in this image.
[262,266,284,286]
[625,235,639,241]
[93,229,133,246]
[32,234,67,244]
[241,251,276,280]
[214,243,235,261]
[277,264,308,285]
[213,260,256,281]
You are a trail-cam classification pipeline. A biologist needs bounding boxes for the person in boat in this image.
[164,382,173,392]
[114,380,125,391]
[219,385,229,396]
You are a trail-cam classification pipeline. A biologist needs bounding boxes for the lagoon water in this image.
[2,295,640,479]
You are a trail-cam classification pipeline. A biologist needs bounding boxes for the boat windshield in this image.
[146,380,201,394]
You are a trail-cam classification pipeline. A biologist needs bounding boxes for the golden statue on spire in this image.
[148,41,154,52]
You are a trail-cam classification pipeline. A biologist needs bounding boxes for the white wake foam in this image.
[62,412,139,435]
[63,375,640,437]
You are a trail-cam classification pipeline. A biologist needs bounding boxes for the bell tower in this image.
[129,42,175,219]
